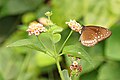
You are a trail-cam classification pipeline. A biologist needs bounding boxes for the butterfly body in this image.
[80,26,112,47]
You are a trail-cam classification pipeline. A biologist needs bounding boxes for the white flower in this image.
[66,20,82,33]
[72,61,78,66]
[26,21,47,36]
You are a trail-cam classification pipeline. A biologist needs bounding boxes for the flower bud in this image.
[45,11,52,17]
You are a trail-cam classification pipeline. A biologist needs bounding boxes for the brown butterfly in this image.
[79,26,112,47]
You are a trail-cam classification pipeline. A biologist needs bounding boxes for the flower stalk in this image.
[56,58,65,80]
[58,30,73,54]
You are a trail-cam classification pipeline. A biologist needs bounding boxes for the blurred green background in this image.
[0,0,120,80]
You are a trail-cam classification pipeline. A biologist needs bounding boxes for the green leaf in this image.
[35,51,56,67]
[80,43,104,74]
[80,70,98,80]
[64,43,104,75]
[49,25,63,34]
[56,29,80,53]
[32,38,46,52]
[98,61,120,80]
[38,33,55,54]
[7,39,33,47]
[7,39,45,52]
[105,25,120,61]
[53,33,61,43]
[62,45,92,65]
[62,69,70,80]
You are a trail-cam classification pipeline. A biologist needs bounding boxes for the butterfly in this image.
[79,26,112,47]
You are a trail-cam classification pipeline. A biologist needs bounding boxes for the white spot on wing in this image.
[98,36,100,38]
[95,37,97,39]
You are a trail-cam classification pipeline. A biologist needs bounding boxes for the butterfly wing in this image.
[80,26,112,47]
[86,26,112,41]
[80,26,98,47]
[95,26,111,41]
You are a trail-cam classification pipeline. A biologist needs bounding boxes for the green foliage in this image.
[22,12,36,24]
[63,45,93,64]
[98,61,120,80]
[0,0,44,18]
[7,39,33,47]
[0,47,24,80]
[51,0,83,28]
[35,52,56,67]
[53,33,61,43]
[48,25,63,34]
[83,0,120,27]
[80,70,98,80]
[1,0,120,80]
[0,31,58,80]
[7,39,45,52]
[80,44,104,74]
[105,25,120,61]
[38,33,55,54]
[64,43,104,75]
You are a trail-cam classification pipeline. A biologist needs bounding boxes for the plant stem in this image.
[48,16,50,21]
[56,30,73,80]
[58,30,73,54]
[56,58,64,80]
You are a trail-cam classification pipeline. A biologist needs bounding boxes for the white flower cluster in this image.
[26,21,46,36]
[66,20,82,34]
[70,60,82,76]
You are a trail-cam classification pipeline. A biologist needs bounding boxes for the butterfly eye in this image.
[80,26,112,47]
